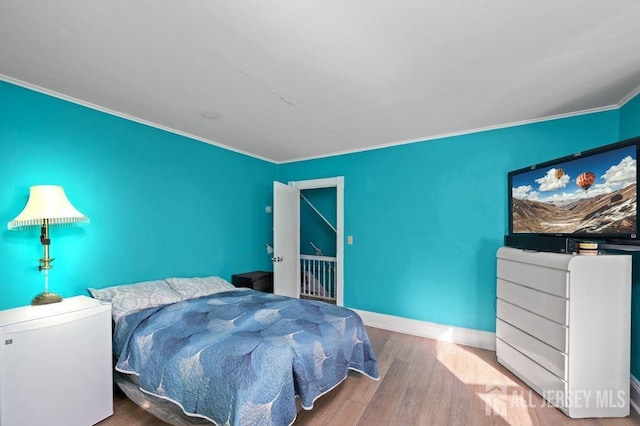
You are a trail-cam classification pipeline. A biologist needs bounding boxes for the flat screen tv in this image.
[508,136,639,246]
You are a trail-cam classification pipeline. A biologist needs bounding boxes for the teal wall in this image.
[0,81,276,309]
[300,187,336,256]
[620,93,640,140]
[2,78,638,376]
[620,92,640,378]
[279,112,619,332]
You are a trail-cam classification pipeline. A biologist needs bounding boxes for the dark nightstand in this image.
[231,271,274,293]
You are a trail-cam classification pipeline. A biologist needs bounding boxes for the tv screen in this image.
[508,137,639,240]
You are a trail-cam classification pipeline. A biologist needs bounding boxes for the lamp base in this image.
[31,292,63,305]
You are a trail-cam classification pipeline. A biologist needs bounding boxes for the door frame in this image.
[289,176,344,306]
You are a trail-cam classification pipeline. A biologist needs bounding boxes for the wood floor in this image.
[98,327,640,425]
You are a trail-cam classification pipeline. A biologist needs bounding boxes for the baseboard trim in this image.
[354,309,639,415]
[353,309,496,350]
[631,375,640,415]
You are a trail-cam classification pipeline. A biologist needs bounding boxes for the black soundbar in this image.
[504,234,578,254]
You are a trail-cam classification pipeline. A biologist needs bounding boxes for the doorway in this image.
[291,177,344,306]
[272,177,344,306]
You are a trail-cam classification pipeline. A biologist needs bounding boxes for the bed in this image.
[89,276,379,425]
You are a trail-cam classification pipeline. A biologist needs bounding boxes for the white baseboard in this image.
[353,309,496,350]
[631,375,640,415]
[354,308,640,416]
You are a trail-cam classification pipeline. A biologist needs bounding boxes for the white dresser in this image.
[496,246,631,418]
[0,296,113,426]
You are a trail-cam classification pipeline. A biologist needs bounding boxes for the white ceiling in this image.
[2,1,640,163]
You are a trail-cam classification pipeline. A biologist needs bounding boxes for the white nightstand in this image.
[0,295,113,426]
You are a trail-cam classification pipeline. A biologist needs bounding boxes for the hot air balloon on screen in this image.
[554,168,565,180]
[576,172,595,191]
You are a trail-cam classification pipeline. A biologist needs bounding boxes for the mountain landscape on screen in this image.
[512,183,636,234]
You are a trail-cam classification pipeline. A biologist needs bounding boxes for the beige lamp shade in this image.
[8,185,89,229]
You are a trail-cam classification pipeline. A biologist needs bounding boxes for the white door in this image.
[273,182,300,298]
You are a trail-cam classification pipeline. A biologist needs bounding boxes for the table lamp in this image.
[7,185,89,305]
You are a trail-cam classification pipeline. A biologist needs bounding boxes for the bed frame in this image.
[115,371,303,425]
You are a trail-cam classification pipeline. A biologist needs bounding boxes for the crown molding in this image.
[0,74,276,164]
[619,83,640,108]
[2,73,629,165]
[280,105,619,164]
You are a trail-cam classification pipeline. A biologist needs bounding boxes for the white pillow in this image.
[88,279,183,322]
[166,276,235,300]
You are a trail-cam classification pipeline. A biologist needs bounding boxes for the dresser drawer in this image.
[498,259,568,298]
[497,339,568,408]
[497,299,568,353]
[497,319,567,380]
[497,279,568,325]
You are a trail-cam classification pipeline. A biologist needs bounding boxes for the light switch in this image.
[347,236,353,245]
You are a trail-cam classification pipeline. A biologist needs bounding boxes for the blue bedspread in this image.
[113,289,379,425]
